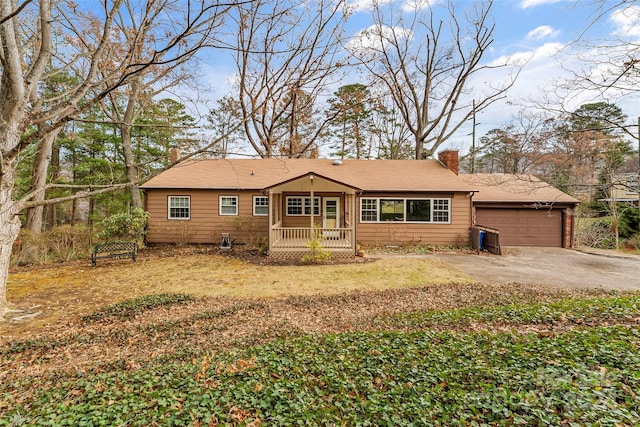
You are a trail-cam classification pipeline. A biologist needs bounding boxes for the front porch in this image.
[269,225,354,258]
[264,172,360,259]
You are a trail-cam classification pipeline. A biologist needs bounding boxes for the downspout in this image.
[309,175,315,232]
[468,191,477,249]
[468,191,478,226]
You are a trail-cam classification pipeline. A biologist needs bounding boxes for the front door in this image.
[323,197,340,237]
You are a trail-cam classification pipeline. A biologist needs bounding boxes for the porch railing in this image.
[271,227,353,249]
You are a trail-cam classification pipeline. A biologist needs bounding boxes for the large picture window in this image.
[219,196,238,216]
[253,196,269,216]
[360,198,450,223]
[168,196,190,220]
[380,199,404,221]
[286,197,320,216]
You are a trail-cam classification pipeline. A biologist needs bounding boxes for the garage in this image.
[460,174,579,248]
[475,207,563,247]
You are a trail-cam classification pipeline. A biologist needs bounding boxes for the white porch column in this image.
[350,193,356,249]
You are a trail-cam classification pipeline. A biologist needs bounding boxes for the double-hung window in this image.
[219,196,238,216]
[168,196,190,220]
[360,199,378,222]
[253,196,269,216]
[360,197,450,223]
[431,199,450,222]
[286,197,320,216]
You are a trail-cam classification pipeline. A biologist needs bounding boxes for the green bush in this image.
[97,208,148,243]
[619,208,640,238]
[301,227,332,264]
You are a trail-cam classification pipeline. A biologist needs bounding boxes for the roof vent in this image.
[332,159,342,166]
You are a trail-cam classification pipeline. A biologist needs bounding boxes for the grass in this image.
[2,294,640,425]
[4,254,469,334]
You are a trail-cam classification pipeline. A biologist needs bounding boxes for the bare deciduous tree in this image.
[0,0,227,318]
[230,0,347,158]
[349,0,519,160]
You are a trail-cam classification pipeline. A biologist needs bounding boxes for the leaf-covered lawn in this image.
[2,290,640,425]
[4,251,470,334]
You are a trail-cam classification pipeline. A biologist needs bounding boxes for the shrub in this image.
[619,208,640,238]
[301,228,332,264]
[623,233,640,250]
[12,225,91,265]
[575,217,615,248]
[97,208,148,243]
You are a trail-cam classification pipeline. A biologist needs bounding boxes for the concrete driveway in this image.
[435,247,640,291]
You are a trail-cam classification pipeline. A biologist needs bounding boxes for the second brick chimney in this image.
[169,146,180,164]
[438,149,459,175]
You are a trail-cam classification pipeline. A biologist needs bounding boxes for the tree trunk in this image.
[119,80,142,209]
[121,125,142,209]
[0,157,22,319]
[25,128,62,233]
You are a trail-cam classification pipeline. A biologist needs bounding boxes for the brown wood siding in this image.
[475,208,563,247]
[145,189,268,245]
[355,192,471,246]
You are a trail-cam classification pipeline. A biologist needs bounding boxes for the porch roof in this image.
[262,171,361,194]
[141,158,476,192]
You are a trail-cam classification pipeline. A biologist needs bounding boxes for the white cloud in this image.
[609,5,640,38]
[519,0,562,9]
[526,25,560,41]
[488,42,565,67]
[347,0,394,13]
[401,0,439,13]
[346,24,413,53]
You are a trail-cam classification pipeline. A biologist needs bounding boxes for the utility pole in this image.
[471,100,476,174]
[637,117,639,220]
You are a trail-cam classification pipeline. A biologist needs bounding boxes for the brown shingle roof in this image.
[460,173,579,204]
[141,158,476,192]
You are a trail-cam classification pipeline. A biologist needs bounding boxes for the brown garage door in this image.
[476,208,563,247]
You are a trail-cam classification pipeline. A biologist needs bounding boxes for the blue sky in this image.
[198,0,640,155]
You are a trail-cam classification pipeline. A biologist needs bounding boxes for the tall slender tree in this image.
[327,84,374,159]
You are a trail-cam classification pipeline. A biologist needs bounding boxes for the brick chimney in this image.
[438,149,459,175]
[169,146,180,164]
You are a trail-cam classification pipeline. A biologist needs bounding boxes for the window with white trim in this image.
[360,199,378,222]
[168,196,190,219]
[286,196,320,216]
[360,198,450,223]
[627,179,639,195]
[219,195,238,216]
[253,196,269,216]
[432,199,450,222]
